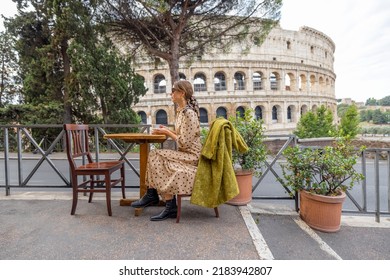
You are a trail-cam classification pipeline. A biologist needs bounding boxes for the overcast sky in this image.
[1,0,389,103]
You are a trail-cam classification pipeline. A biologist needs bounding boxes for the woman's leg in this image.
[130,187,159,208]
[150,193,177,221]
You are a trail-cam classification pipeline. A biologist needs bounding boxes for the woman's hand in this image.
[152,125,177,140]
[152,125,169,135]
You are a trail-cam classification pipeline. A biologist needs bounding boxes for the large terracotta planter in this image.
[299,190,346,233]
[226,170,253,206]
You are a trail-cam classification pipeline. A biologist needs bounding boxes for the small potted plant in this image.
[226,108,267,205]
[279,138,365,232]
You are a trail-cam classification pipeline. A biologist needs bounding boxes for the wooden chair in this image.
[176,194,219,223]
[63,124,126,216]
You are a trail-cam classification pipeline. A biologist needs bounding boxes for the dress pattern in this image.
[145,107,201,196]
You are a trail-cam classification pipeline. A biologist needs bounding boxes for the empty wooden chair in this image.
[63,124,126,216]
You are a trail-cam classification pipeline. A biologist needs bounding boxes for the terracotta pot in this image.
[226,170,253,206]
[299,190,346,233]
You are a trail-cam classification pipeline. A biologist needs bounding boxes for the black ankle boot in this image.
[150,196,177,221]
[131,188,159,208]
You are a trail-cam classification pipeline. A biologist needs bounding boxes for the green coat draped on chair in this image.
[190,118,248,208]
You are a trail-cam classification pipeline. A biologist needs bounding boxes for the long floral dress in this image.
[145,107,201,196]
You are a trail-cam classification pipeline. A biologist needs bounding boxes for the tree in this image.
[379,95,390,106]
[338,104,360,138]
[372,109,386,124]
[68,37,147,124]
[0,31,21,107]
[101,0,282,85]
[337,103,349,118]
[294,105,336,138]
[4,0,146,124]
[365,97,378,106]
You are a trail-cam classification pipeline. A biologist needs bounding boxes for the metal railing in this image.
[1,124,390,221]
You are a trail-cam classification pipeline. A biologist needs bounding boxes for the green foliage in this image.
[360,125,390,135]
[338,104,360,138]
[103,0,282,83]
[366,97,378,106]
[337,103,349,117]
[0,102,64,125]
[360,109,389,124]
[68,36,147,124]
[0,102,64,151]
[280,138,365,196]
[3,0,145,125]
[200,126,209,146]
[294,105,336,138]
[228,108,267,177]
[372,109,388,124]
[0,31,20,107]
[379,96,390,106]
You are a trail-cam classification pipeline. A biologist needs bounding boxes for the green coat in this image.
[190,118,248,208]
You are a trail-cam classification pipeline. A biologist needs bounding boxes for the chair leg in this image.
[121,165,126,199]
[105,174,112,216]
[214,207,219,218]
[176,195,182,223]
[71,176,78,215]
[88,175,94,203]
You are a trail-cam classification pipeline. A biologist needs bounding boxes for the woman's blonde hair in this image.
[173,80,199,118]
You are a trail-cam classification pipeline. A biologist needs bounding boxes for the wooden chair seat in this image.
[64,124,126,216]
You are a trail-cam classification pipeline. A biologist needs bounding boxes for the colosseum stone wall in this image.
[132,25,337,135]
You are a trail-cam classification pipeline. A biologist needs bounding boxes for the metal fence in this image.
[1,124,390,221]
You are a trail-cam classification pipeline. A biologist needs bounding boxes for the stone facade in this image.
[132,25,337,134]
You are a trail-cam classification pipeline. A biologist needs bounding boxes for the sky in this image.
[1,0,390,103]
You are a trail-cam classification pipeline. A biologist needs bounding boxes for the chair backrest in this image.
[63,124,93,171]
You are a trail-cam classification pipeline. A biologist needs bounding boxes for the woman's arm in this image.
[152,125,177,140]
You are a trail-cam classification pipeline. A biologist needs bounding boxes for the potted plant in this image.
[279,138,365,232]
[226,108,267,205]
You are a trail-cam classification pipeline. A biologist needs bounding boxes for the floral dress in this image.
[145,107,201,196]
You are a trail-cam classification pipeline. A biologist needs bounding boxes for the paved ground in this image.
[1,190,390,261]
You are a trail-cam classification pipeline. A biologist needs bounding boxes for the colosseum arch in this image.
[309,74,316,92]
[199,107,209,124]
[153,74,166,94]
[319,76,325,93]
[235,106,246,118]
[299,74,307,91]
[216,106,228,119]
[285,72,296,91]
[234,72,246,90]
[179,72,186,80]
[271,105,282,123]
[137,111,147,124]
[255,105,266,122]
[326,77,330,92]
[155,109,168,124]
[287,105,297,123]
[300,105,308,116]
[194,72,207,92]
[270,72,280,90]
[252,71,264,90]
[214,72,227,91]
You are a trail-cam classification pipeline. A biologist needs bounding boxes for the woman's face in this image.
[170,88,185,104]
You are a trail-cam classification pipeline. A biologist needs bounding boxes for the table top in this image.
[103,132,167,143]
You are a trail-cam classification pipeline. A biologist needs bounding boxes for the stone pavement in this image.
[1,190,390,260]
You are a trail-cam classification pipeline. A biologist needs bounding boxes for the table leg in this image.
[119,142,148,211]
[120,142,149,216]
[139,142,148,198]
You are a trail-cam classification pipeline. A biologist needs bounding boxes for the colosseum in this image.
[132,25,337,134]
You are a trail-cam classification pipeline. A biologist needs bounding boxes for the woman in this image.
[131,80,202,221]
